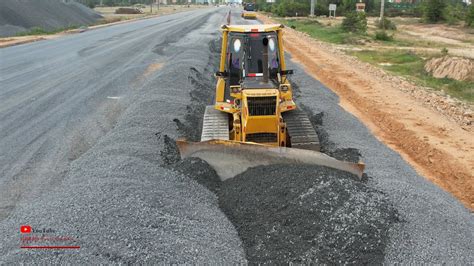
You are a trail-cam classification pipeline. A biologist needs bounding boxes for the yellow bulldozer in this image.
[241,3,257,19]
[177,24,364,180]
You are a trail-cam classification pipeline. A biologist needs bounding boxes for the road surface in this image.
[0,7,233,220]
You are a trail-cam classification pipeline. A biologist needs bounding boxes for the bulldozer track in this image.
[201,105,230,141]
[283,109,320,151]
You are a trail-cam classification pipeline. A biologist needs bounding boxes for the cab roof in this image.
[221,24,284,33]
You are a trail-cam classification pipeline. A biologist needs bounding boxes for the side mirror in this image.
[280,70,294,75]
[215,71,228,77]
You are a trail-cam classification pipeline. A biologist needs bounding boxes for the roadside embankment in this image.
[258,13,473,210]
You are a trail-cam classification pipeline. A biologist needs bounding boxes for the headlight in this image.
[280,85,289,92]
[231,86,241,94]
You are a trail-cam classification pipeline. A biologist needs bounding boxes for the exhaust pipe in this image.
[262,37,269,83]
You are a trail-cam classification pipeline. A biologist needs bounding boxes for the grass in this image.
[15,26,79,36]
[277,18,410,46]
[349,50,474,102]
[276,18,365,44]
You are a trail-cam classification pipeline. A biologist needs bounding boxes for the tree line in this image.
[255,0,472,24]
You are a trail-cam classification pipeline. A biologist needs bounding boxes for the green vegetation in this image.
[443,4,466,25]
[276,11,370,45]
[272,1,310,17]
[422,0,446,23]
[375,17,397,30]
[349,50,474,102]
[257,0,399,17]
[441,47,449,56]
[279,17,403,45]
[466,4,474,27]
[278,19,365,44]
[341,11,367,33]
[419,0,473,26]
[374,31,392,41]
[15,26,79,36]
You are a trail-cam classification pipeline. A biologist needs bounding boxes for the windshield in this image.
[226,31,280,85]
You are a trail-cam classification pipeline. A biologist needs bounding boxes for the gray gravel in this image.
[0,7,245,263]
[0,6,472,264]
[0,0,101,37]
[218,164,399,264]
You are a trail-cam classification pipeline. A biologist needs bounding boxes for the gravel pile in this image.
[174,158,398,265]
[219,165,398,264]
[0,0,102,37]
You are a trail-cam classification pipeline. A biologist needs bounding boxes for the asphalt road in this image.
[0,7,228,220]
[0,6,472,264]
[1,7,249,263]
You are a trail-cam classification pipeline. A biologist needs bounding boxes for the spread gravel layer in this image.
[0,9,245,264]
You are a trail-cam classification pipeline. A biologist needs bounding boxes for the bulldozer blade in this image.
[176,139,365,181]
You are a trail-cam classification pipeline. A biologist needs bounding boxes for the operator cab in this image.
[244,3,255,11]
[225,31,281,98]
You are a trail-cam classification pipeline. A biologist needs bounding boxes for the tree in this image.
[422,0,446,23]
[443,3,465,25]
[341,11,367,33]
[85,0,96,8]
[272,0,310,17]
[466,4,474,27]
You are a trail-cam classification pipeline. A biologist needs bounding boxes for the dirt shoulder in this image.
[258,14,473,210]
[0,35,51,48]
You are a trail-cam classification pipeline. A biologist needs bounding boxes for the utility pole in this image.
[150,0,153,13]
[380,0,385,28]
[310,0,315,17]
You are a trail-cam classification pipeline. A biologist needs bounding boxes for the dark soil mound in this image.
[115,7,143,14]
[0,0,102,37]
[218,164,400,264]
